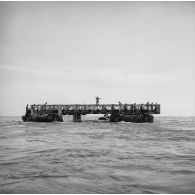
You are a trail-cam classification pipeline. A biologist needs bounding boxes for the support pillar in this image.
[73,113,82,122]
[110,110,121,122]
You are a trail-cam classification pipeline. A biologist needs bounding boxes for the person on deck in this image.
[118,101,122,114]
[26,104,28,112]
[96,96,101,105]
[133,103,137,114]
[140,104,143,114]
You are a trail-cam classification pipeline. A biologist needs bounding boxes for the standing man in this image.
[118,101,122,114]
[26,104,28,112]
[26,104,29,115]
[96,96,101,105]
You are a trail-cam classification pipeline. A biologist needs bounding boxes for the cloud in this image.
[0,64,64,77]
[58,66,183,89]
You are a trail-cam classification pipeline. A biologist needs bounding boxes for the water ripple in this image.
[0,116,195,193]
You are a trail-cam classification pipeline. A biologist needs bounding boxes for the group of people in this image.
[95,97,158,110]
[118,102,158,114]
[25,99,159,115]
[26,104,60,116]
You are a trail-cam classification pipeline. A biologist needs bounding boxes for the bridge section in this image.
[30,103,160,115]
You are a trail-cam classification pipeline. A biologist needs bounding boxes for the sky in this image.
[0,1,195,116]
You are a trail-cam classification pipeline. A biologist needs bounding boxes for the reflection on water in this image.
[0,116,195,193]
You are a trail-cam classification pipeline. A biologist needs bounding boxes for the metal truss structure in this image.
[30,104,160,115]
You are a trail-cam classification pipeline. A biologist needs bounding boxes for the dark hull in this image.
[109,111,154,123]
[22,114,63,122]
[98,117,107,121]
[122,114,153,123]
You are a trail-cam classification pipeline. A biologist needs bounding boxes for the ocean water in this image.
[0,116,195,193]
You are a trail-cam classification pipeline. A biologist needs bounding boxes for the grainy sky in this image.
[0,1,195,116]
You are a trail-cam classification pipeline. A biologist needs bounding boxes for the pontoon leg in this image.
[73,113,81,122]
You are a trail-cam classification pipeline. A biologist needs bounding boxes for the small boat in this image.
[98,114,110,121]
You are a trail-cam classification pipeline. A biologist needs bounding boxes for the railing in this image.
[29,104,160,115]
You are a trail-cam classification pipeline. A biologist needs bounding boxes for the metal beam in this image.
[30,104,160,115]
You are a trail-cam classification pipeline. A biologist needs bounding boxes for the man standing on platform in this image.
[96,96,101,105]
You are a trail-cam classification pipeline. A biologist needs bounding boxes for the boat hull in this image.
[109,110,154,123]
[22,113,63,122]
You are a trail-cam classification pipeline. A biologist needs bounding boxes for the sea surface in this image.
[0,116,195,194]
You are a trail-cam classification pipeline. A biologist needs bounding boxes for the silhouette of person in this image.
[26,104,28,112]
[96,96,101,105]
